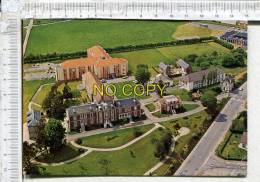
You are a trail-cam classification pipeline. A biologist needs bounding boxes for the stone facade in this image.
[65,98,141,131]
[159,95,182,114]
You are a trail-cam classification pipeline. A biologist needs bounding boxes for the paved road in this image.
[175,83,247,176]
[23,19,33,56]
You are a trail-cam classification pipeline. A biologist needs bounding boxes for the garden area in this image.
[216,111,247,161]
[78,124,154,148]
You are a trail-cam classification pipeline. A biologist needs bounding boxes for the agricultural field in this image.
[112,42,230,75]
[80,124,154,148]
[173,23,212,38]
[26,20,184,55]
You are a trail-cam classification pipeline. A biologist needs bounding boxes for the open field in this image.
[166,88,192,101]
[23,78,55,123]
[38,128,166,176]
[26,20,184,55]
[173,24,212,38]
[80,124,154,148]
[112,42,230,74]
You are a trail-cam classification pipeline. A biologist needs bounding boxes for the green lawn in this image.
[32,84,53,105]
[32,80,90,107]
[217,131,247,161]
[26,20,184,55]
[173,23,212,38]
[80,124,154,148]
[38,128,167,176]
[166,88,192,101]
[145,103,156,112]
[111,81,150,99]
[182,104,200,111]
[113,42,229,74]
[23,78,55,123]
[36,144,83,163]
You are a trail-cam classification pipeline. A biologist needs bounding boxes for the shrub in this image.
[78,148,85,154]
[75,138,82,145]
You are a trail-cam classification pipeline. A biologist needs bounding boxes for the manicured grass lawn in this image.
[217,131,247,161]
[112,81,150,100]
[80,124,154,148]
[36,144,83,163]
[152,111,170,118]
[166,88,192,101]
[182,104,200,111]
[145,103,156,112]
[23,78,55,123]
[38,128,167,176]
[173,23,212,38]
[113,42,229,74]
[26,20,184,55]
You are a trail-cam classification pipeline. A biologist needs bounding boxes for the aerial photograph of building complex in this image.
[22,19,247,177]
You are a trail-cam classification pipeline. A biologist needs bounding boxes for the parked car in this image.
[133,80,138,84]
[122,76,128,79]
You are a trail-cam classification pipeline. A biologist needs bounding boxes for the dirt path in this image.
[23,19,33,56]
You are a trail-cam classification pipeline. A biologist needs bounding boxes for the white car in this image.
[133,80,138,84]
[122,76,128,79]
[239,88,243,91]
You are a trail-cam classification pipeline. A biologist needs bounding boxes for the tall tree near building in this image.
[44,119,65,152]
[135,64,151,85]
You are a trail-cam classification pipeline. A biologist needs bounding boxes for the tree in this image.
[201,90,217,114]
[23,142,38,174]
[221,53,236,67]
[185,54,198,63]
[135,64,151,85]
[44,119,65,152]
[154,130,173,160]
[63,83,73,99]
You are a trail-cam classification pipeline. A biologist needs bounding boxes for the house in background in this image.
[159,62,171,76]
[220,75,235,92]
[220,30,247,48]
[27,109,43,140]
[176,59,192,75]
[179,68,226,91]
[159,95,181,114]
[56,45,128,81]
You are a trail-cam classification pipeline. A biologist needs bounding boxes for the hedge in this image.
[24,36,215,64]
[214,39,234,50]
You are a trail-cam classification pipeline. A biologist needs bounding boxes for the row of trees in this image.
[24,36,215,63]
[182,47,246,71]
[42,82,80,120]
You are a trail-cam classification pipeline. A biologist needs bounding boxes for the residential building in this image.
[236,21,247,29]
[179,68,226,91]
[159,62,171,76]
[56,45,128,81]
[220,75,235,92]
[82,71,113,103]
[27,109,43,140]
[65,98,141,131]
[159,95,181,114]
[220,30,247,48]
[176,59,192,75]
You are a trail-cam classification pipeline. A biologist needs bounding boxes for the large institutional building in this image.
[65,98,142,131]
[56,45,128,81]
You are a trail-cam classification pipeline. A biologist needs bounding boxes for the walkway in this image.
[71,123,163,152]
[144,127,190,175]
[34,123,164,166]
